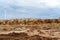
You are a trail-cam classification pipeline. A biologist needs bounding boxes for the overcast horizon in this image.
[0,0,60,19]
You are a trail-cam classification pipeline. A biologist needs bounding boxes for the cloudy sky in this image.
[0,0,60,19]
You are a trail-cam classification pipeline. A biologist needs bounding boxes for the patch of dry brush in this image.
[0,18,60,40]
[0,18,60,26]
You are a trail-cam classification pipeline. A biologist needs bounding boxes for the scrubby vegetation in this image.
[0,32,59,40]
[0,18,60,40]
[0,18,60,26]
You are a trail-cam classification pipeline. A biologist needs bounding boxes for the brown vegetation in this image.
[0,18,60,40]
[0,18,60,25]
[0,32,59,40]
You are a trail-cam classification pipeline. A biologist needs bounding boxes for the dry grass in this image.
[0,18,60,40]
[0,18,60,25]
